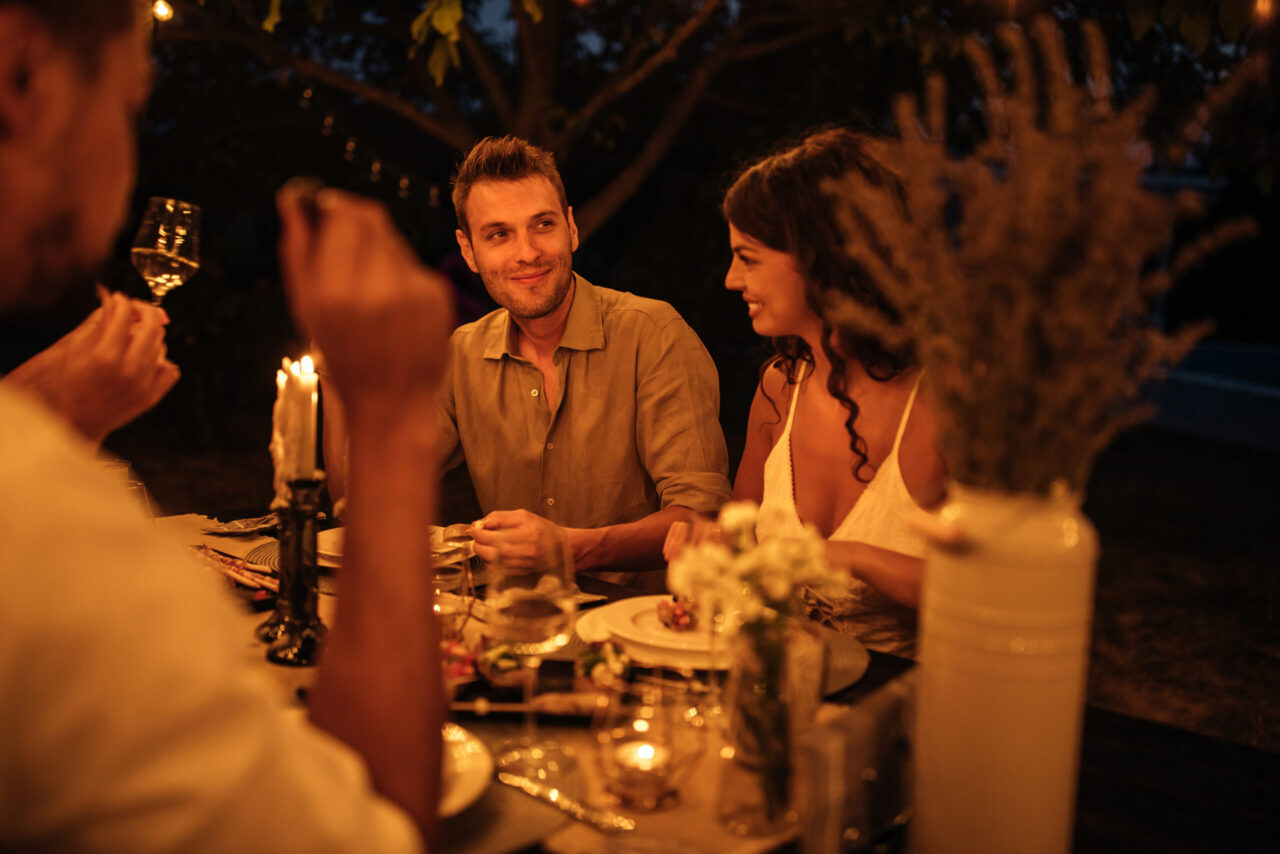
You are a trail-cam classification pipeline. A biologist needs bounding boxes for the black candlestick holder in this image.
[258,476,327,666]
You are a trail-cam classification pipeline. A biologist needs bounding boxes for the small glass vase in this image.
[716,615,825,836]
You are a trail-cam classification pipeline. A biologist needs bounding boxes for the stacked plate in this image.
[577,595,873,693]
[577,595,729,670]
[316,528,344,567]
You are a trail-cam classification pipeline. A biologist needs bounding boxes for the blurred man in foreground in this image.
[0,2,447,850]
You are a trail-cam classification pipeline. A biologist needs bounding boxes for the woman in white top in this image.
[687,128,947,655]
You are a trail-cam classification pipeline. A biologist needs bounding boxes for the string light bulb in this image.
[152,0,174,22]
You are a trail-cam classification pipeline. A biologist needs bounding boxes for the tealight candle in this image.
[606,740,673,808]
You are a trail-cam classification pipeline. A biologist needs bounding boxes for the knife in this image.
[496,771,636,834]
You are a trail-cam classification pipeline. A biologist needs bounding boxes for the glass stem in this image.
[708,611,723,727]
[522,655,542,745]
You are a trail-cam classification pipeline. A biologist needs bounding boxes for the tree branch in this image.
[157,26,475,152]
[730,23,840,64]
[572,52,728,241]
[561,0,724,147]
[458,23,515,130]
[571,18,840,239]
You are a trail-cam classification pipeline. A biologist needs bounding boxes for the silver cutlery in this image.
[496,771,636,834]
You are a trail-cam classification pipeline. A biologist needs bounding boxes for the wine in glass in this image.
[484,526,578,778]
[131,197,200,305]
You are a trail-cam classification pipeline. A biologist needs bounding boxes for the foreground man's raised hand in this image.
[2,291,179,446]
[277,181,455,845]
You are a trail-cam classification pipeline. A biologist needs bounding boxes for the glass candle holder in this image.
[594,676,706,811]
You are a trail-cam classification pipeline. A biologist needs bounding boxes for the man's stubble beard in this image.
[487,266,574,321]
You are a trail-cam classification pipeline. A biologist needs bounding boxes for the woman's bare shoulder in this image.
[749,358,795,440]
[900,372,947,508]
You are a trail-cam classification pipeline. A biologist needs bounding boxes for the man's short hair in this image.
[0,0,138,66]
[451,136,568,237]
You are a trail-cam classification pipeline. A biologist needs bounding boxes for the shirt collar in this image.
[481,273,604,360]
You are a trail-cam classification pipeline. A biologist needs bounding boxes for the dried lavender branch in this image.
[824,15,1261,495]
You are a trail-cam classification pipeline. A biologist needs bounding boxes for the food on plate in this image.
[656,595,698,632]
[441,638,477,684]
[477,643,523,687]
[575,641,631,688]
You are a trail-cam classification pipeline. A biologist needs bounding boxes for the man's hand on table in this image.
[3,290,178,446]
[471,509,575,575]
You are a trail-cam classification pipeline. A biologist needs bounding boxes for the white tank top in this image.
[756,367,927,656]
[756,367,928,557]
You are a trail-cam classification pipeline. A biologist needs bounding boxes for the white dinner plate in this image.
[576,600,729,671]
[316,527,344,562]
[439,722,493,817]
[594,595,718,652]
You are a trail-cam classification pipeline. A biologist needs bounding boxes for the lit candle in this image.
[292,355,319,480]
[615,741,671,772]
[270,355,319,497]
[605,740,673,808]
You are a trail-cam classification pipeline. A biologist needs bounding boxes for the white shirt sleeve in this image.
[0,388,422,853]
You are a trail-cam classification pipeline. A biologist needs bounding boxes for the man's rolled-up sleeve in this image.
[634,317,732,515]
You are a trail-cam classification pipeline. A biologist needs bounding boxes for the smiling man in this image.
[445,136,731,587]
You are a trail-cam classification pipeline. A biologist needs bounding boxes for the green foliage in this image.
[410,0,464,84]
[262,0,282,32]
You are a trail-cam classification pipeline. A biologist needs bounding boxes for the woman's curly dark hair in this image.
[723,126,914,482]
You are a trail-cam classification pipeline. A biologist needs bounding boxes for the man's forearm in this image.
[308,395,442,842]
[568,505,693,572]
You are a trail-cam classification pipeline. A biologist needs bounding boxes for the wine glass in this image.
[433,554,476,644]
[484,526,578,779]
[130,197,200,305]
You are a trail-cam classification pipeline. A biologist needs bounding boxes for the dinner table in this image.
[165,514,1279,854]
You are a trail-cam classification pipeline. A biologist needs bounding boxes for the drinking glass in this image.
[131,197,200,305]
[433,555,476,644]
[484,526,578,779]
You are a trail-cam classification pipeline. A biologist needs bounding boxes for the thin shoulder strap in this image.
[889,371,925,454]
[780,363,806,436]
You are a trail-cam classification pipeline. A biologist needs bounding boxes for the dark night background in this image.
[9,2,1277,750]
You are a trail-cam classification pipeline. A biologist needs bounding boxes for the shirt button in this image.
[530,389,539,398]
[546,441,555,450]
[546,497,555,507]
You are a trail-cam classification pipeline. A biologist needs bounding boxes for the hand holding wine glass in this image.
[131,197,200,305]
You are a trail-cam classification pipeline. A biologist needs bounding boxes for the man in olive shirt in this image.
[446,136,731,588]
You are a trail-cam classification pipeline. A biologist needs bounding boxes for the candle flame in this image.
[276,370,287,390]
[632,719,650,733]
[300,354,315,375]
[635,743,656,761]
[152,1,174,22]
[289,360,301,377]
